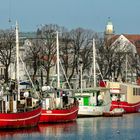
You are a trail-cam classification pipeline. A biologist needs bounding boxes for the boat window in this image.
[138,88,140,95]
[118,94,121,98]
[120,94,126,101]
[133,88,136,95]
[133,88,140,96]
[57,91,59,98]
[20,92,25,100]
[135,88,137,95]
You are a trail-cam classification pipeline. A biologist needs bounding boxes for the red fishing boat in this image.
[106,81,140,113]
[40,106,78,123]
[39,88,79,123]
[0,22,41,129]
[39,31,78,123]
[0,105,41,129]
[111,101,140,113]
[0,78,42,129]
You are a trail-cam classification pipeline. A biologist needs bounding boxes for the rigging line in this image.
[59,60,72,89]
[19,55,40,99]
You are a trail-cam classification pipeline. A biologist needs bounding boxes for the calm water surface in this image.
[0,113,140,140]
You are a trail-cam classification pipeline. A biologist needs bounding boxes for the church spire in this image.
[105,17,114,34]
[104,17,115,41]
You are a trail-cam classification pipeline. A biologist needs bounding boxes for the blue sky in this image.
[0,0,140,34]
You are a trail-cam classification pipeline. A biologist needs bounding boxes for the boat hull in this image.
[0,106,41,129]
[110,101,140,113]
[103,111,123,117]
[78,104,111,117]
[39,105,79,123]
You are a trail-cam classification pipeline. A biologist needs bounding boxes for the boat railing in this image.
[16,98,41,113]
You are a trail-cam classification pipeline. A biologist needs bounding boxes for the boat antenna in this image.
[8,0,12,23]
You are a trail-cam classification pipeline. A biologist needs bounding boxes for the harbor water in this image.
[0,113,140,140]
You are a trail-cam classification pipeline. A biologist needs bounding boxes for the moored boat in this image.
[75,87,111,117]
[0,22,41,129]
[74,39,111,117]
[103,108,124,117]
[106,81,140,113]
[103,111,123,117]
[0,102,41,129]
[39,87,79,123]
[39,31,78,123]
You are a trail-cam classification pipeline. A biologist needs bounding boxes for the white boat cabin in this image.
[41,86,76,110]
[75,88,110,107]
[107,81,140,104]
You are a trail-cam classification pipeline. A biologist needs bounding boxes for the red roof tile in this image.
[106,34,140,55]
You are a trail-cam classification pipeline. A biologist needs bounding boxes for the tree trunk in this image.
[46,68,50,85]
[4,67,9,83]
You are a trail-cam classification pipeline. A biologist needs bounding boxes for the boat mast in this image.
[93,38,96,87]
[16,21,20,94]
[125,54,128,82]
[80,62,83,94]
[56,31,60,88]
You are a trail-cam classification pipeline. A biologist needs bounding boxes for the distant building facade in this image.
[104,18,140,81]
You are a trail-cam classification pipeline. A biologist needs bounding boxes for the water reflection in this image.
[0,114,140,140]
[38,121,78,136]
[0,126,40,140]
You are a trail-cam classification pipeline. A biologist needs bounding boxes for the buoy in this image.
[117,130,120,134]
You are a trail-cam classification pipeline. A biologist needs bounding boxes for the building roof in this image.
[123,34,140,47]
[106,34,140,55]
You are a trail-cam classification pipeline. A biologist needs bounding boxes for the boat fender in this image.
[24,91,29,98]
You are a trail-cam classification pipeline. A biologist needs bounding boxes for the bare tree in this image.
[61,28,95,88]
[59,30,72,88]
[24,37,43,83]
[0,29,15,83]
[38,24,61,85]
[97,38,134,81]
